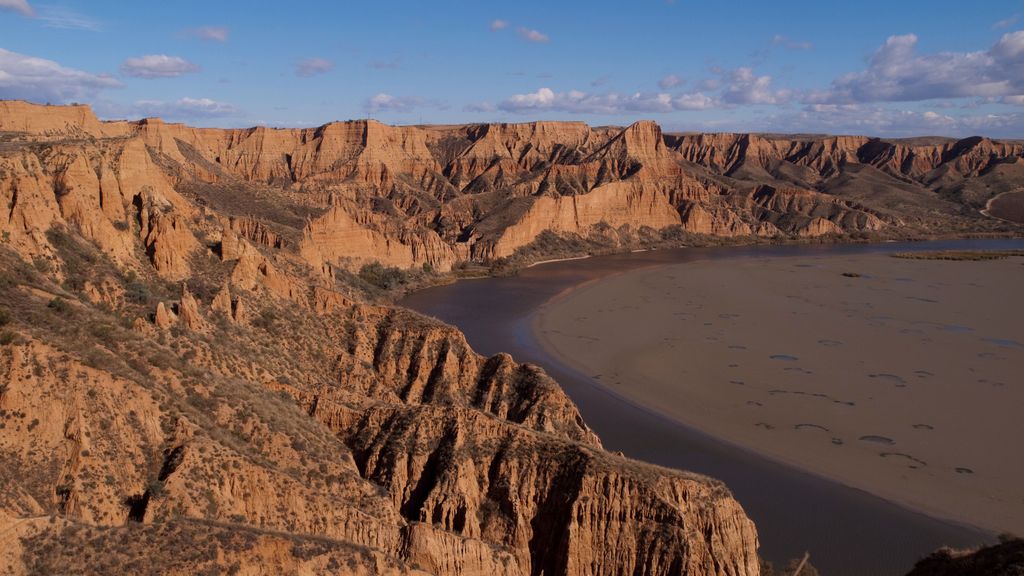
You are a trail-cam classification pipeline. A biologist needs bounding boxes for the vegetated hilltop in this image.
[0,100,1021,575]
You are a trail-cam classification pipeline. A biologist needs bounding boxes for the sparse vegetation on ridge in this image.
[892,249,1024,261]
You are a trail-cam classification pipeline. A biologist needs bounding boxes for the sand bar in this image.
[535,252,1024,534]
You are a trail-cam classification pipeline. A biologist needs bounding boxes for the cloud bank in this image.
[121,55,200,79]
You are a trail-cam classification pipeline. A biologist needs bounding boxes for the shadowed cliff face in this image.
[0,101,762,574]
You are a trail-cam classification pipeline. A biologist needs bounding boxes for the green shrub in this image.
[125,281,151,304]
[32,256,52,274]
[253,308,277,331]
[47,297,71,315]
[357,262,409,290]
[147,480,165,500]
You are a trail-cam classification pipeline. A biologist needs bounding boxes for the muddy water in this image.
[401,239,1023,576]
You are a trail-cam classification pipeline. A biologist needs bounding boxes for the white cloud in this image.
[369,58,400,70]
[364,93,444,113]
[463,101,496,113]
[498,87,715,114]
[659,74,683,89]
[993,14,1019,30]
[772,34,813,50]
[763,103,1024,138]
[187,26,229,42]
[807,32,1024,104]
[0,0,32,16]
[36,6,100,30]
[490,19,508,31]
[695,77,722,91]
[516,27,549,43]
[0,47,121,102]
[295,57,333,77]
[133,97,238,120]
[121,55,199,79]
[721,67,792,105]
[673,92,717,110]
[1003,95,1024,106]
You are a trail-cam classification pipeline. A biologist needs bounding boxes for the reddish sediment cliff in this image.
[4,102,1018,281]
[0,101,767,574]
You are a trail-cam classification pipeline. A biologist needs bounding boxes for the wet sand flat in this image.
[534,252,1024,534]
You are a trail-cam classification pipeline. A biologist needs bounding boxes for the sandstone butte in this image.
[0,100,1021,575]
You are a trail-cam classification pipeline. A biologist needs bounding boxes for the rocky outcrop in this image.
[226,215,287,249]
[154,301,174,328]
[229,238,308,303]
[0,100,130,139]
[137,198,199,280]
[271,306,758,575]
[346,402,759,576]
[733,184,889,237]
[472,181,682,259]
[300,205,456,272]
[178,285,204,330]
[211,283,247,322]
[680,203,754,236]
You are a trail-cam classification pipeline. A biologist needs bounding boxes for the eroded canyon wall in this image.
[0,101,770,574]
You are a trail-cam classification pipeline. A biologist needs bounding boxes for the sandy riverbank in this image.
[534,252,1024,534]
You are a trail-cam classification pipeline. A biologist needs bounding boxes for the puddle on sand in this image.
[859,435,896,446]
[982,337,1023,348]
[770,354,799,361]
[881,452,927,468]
[869,373,907,387]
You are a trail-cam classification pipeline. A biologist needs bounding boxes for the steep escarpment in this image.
[3,101,1019,278]
[0,248,757,574]
[1,102,762,574]
[345,404,759,575]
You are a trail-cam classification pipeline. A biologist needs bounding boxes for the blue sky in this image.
[2,0,1024,137]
